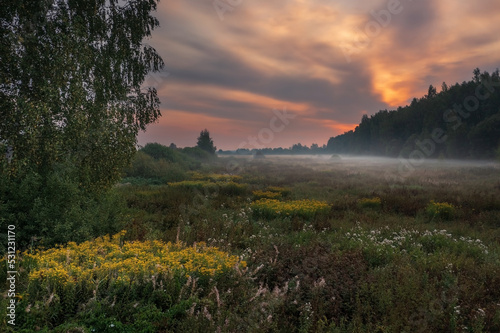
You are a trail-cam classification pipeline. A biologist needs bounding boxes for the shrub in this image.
[426,200,456,220]
[168,180,214,191]
[251,187,290,200]
[124,151,189,183]
[188,172,243,183]
[251,199,330,219]
[357,197,382,210]
[267,186,291,197]
[181,147,214,161]
[219,181,247,196]
[0,163,126,251]
[252,190,282,200]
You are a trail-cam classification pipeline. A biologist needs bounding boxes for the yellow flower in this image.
[251,199,330,219]
[23,231,241,290]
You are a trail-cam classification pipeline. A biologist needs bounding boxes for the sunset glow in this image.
[139,0,500,150]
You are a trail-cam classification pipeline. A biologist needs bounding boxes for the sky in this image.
[138,0,500,150]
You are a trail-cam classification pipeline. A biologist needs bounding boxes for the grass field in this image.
[4,155,500,332]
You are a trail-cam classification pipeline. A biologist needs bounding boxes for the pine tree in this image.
[196,129,216,154]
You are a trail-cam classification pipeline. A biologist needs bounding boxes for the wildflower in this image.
[251,199,330,219]
[22,232,242,294]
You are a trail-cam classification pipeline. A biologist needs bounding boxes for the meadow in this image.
[3,155,500,332]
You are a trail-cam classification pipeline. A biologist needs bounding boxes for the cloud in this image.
[138,0,500,150]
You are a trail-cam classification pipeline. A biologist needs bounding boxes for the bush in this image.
[188,172,243,183]
[181,147,215,161]
[267,186,291,197]
[252,190,282,200]
[140,143,180,162]
[168,180,215,191]
[251,199,330,219]
[0,162,126,252]
[357,197,382,210]
[124,151,189,183]
[426,200,456,220]
[219,182,247,196]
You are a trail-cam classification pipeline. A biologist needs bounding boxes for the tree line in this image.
[218,143,329,155]
[327,68,500,159]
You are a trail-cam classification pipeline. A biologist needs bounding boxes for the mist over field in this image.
[221,154,500,173]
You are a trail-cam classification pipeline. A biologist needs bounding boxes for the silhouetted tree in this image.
[427,84,437,98]
[196,129,216,154]
[473,67,481,83]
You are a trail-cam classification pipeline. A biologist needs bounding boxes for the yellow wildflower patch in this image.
[187,171,243,183]
[426,200,455,220]
[251,199,330,219]
[267,186,291,197]
[252,190,282,200]
[358,197,382,210]
[252,186,291,200]
[24,231,241,289]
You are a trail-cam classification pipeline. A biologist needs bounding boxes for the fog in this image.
[219,154,500,186]
[220,154,499,168]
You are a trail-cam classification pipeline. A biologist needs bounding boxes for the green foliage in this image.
[189,172,243,183]
[0,0,163,249]
[182,147,216,161]
[252,190,282,200]
[357,197,382,210]
[196,129,216,155]
[141,142,181,161]
[123,144,224,184]
[251,198,330,219]
[0,161,126,250]
[124,151,189,183]
[169,180,217,191]
[468,113,500,158]
[425,200,456,220]
[219,181,248,196]
[1,0,164,191]
[267,186,291,197]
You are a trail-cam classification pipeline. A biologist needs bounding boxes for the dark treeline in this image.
[327,68,500,159]
[218,143,328,155]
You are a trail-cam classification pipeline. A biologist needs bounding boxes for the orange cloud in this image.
[309,118,358,135]
[139,0,500,149]
[159,83,311,118]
